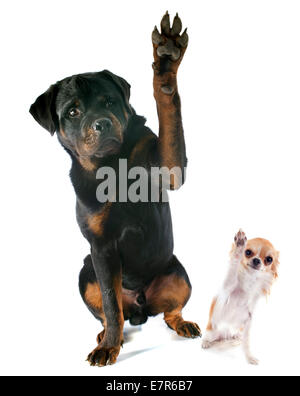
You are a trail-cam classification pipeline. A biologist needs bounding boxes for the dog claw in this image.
[176,321,202,338]
[152,26,163,45]
[177,28,189,48]
[171,13,182,36]
[161,11,170,35]
[153,13,188,66]
[87,345,120,367]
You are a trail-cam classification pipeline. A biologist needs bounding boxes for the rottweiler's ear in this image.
[102,70,132,110]
[29,83,59,135]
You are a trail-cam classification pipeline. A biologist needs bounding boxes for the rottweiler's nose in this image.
[252,258,261,267]
[92,118,113,133]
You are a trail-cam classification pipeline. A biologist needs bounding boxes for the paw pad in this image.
[234,229,247,247]
[152,12,189,61]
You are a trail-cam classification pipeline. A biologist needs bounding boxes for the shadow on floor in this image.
[118,345,162,363]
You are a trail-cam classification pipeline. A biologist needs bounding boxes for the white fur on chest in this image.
[213,269,272,332]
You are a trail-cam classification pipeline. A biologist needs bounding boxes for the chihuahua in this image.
[202,230,279,365]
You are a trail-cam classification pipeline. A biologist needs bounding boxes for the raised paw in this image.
[234,229,247,248]
[87,345,121,367]
[152,12,188,64]
[176,321,202,339]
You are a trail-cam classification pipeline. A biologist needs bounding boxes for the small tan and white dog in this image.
[202,230,279,365]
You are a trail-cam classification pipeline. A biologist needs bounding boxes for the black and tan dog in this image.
[29,13,201,367]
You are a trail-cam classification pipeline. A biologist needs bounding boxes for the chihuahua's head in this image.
[242,238,279,280]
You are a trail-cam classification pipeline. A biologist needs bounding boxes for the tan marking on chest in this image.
[79,157,97,172]
[87,202,112,236]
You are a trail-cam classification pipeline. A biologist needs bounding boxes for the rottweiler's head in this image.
[30,70,133,159]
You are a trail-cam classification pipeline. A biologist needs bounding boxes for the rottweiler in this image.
[29,12,201,367]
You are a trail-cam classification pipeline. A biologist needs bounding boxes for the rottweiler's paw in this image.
[176,321,202,339]
[152,12,188,62]
[87,345,121,367]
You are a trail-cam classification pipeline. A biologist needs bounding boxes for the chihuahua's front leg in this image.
[243,316,259,365]
[224,230,247,291]
[202,231,247,349]
[152,12,188,189]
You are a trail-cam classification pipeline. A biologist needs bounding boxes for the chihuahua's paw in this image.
[234,229,247,249]
[247,355,259,365]
[202,339,213,349]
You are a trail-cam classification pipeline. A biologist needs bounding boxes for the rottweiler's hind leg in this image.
[145,256,201,338]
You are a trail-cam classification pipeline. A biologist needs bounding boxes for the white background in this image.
[1,0,300,376]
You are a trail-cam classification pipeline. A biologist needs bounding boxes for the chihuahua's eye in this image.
[68,108,81,118]
[265,256,273,265]
[245,250,253,257]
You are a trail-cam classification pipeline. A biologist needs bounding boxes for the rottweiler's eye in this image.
[105,98,114,108]
[68,108,81,118]
[245,250,253,258]
[265,256,273,265]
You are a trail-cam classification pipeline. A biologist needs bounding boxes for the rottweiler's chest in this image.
[77,200,174,275]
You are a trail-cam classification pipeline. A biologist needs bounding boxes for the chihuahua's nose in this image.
[93,118,113,133]
[252,258,261,267]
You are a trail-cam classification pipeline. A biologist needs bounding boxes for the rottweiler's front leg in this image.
[152,12,189,189]
[87,243,124,367]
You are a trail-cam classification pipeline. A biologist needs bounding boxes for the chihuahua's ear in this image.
[29,83,60,135]
[272,251,280,279]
